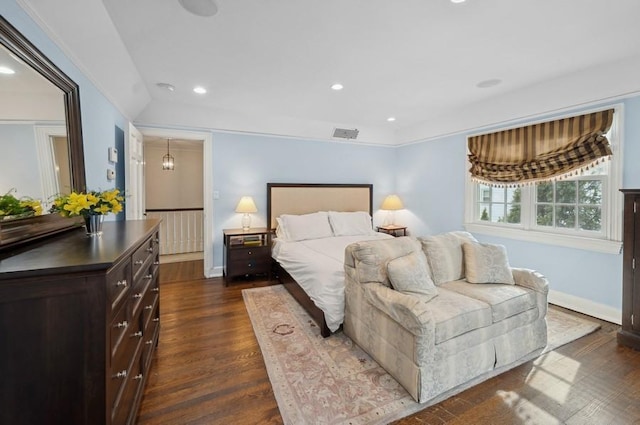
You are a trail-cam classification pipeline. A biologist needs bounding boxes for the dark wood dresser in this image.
[620,189,640,350]
[0,219,161,425]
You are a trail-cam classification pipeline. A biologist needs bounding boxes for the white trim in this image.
[465,223,622,254]
[34,124,67,208]
[549,289,621,325]
[135,126,215,278]
[209,266,224,278]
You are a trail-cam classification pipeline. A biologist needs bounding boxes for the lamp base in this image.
[241,213,251,231]
[383,211,395,226]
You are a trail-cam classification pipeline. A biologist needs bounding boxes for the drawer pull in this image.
[116,279,128,287]
[133,374,143,380]
[151,287,159,293]
[154,238,160,243]
[153,318,160,323]
[134,260,144,265]
[147,247,154,253]
[132,331,143,338]
[144,305,154,310]
[145,340,154,345]
[115,321,128,329]
[145,274,153,280]
[114,370,127,379]
[247,251,252,255]
[153,261,160,266]
[133,293,143,299]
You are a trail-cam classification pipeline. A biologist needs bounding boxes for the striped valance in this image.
[468,109,614,186]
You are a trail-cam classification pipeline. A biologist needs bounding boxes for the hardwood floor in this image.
[137,260,640,424]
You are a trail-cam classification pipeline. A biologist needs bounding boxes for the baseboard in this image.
[206,266,223,278]
[548,289,621,325]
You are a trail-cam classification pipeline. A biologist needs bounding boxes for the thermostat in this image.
[107,168,116,180]
[108,147,118,163]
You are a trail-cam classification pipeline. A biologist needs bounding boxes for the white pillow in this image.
[328,211,375,236]
[275,217,289,240]
[462,242,515,284]
[387,251,438,300]
[279,212,333,241]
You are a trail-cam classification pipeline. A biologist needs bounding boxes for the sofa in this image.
[343,231,548,404]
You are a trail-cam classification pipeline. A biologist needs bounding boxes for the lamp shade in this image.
[381,195,404,211]
[235,196,258,213]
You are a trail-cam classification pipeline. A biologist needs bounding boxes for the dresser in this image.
[620,190,640,350]
[0,219,161,425]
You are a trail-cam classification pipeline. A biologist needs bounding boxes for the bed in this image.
[267,183,393,337]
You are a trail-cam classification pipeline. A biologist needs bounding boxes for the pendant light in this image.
[162,138,175,170]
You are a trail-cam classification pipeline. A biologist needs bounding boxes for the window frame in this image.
[464,104,623,254]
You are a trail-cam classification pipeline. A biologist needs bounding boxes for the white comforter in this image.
[272,233,393,332]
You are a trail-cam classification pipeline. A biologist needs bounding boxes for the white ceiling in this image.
[18,0,640,145]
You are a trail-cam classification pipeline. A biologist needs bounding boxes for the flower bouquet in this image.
[0,189,43,221]
[51,189,124,235]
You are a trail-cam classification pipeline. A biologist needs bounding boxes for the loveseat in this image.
[343,231,548,404]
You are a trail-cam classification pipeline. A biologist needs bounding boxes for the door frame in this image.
[132,126,214,278]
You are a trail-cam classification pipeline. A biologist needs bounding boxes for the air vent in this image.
[332,128,359,140]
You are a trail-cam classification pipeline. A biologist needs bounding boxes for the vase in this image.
[84,215,104,236]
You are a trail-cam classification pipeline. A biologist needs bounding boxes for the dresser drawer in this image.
[132,235,157,281]
[227,246,269,262]
[227,258,271,277]
[111,349,144,425]
[142,306,160,371]
[141,283,159,331]
[110,303,130,359]
[107,259,131,312]
[109,317,142,418]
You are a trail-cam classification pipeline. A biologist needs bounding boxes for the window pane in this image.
[579,206,601,231]
[556,206,576,228]
[491,189,505,203]
[579,180,602,204]
[506,204,521,224]
[478,185,491,202]
[490,206,504,223]
[506,187,521,203]
[478,204,491,221]
[536,205,553,226]
[556,181,577,204]
[536,182,553,203]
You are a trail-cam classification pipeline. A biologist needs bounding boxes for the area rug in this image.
[242,285,601,425]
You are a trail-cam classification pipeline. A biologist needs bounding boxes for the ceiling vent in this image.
[332,128,359,140]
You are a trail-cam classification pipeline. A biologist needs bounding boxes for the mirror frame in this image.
[0,16,86,251]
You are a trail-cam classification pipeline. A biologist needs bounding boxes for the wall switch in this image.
[108,147,118,163]
[107,168,115,180]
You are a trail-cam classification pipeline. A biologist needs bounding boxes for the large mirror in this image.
[0,16,86,250]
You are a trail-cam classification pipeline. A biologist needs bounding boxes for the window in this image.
[465,105,623,254]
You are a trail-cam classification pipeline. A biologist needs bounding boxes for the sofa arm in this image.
[512,268,549,294]
[363,283,436,336]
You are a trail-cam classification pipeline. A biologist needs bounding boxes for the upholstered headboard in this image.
[266,183,373,230]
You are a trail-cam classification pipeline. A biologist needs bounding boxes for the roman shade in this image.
[468,109,614,186]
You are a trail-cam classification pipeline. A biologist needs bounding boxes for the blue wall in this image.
[211,133,396,268]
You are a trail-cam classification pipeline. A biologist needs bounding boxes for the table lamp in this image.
[235,196,258,231]
[381,194,404,226]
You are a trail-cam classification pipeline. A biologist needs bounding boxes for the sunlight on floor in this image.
[498,390,563,424]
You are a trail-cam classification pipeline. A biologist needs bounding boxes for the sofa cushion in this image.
[462,242,515,285]
[419,231,477,285]
[387,251,438,300]
[427,288,492,344]
[349,237,423,287]
[440,280,536,323]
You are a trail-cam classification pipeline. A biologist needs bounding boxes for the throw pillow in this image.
[462,242,515,284]
[387,251,438,300]
[419,231,477,285]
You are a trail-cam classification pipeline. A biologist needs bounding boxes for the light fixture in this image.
[156,82,175,91]
[178,0,218,17]
[162,139,175,170]
[387,117,396,122]
[0,66,15,75]
[450,0,466,3]
[193,86,207,94]
[235,196,258,231]
[331,83,344,91]
[381,194,404,226]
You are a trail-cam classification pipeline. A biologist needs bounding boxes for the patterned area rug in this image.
[242,285,601,425]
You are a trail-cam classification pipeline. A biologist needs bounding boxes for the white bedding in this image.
[272,233,393,332]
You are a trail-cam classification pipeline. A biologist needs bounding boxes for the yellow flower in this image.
[52,189,125,218]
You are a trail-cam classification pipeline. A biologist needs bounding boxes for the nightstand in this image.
[223,228,272,284]
[377,225,407,237]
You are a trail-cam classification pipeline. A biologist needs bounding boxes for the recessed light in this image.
[331,83,344,91]
[476,79,502,88]
[156,82,175,91]
[387,117,396,122]
[450,0,466,3]
[0,66,15,75]
[193,86,207,94]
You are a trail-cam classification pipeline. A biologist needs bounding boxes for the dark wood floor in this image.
[136,260,640,425]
